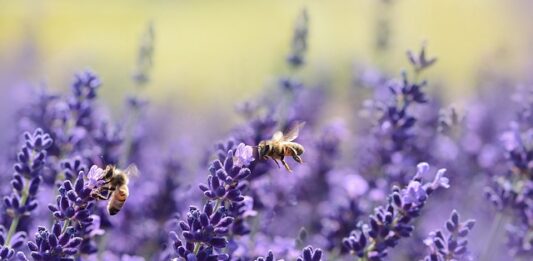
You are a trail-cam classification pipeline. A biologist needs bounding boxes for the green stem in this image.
[61,219,71,234]
[213,199,222,213]
[4,178,31,247]
[193,242,201,255]
[480,212,505,261]
[413,70,421,84]
[4,217,21,248]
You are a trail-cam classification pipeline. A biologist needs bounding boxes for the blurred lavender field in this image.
[0,1,532,261]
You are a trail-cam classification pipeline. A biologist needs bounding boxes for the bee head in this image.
[103,165,115,180]
[257,141,272,159]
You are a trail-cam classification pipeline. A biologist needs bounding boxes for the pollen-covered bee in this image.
[257,122,305,172]
[90,164,139,215]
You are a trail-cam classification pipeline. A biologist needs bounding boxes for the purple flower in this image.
[354,53,435,190]
[87,215,105,238]
[132,22,155,87]
[500,128,521,152]
[415,162,430,177]
[0,129,52,260]
[255,246,323,261]
[60,157,86,184]
[233,143,255,168]
[342,162,449,260]
[85,165,105,190]
[17,70,110,187]
[255,251,275,261]
[406,42,437,74]
[429,168,450,190]
[234,196,257,219]
[46,169,104,255]
[199,140,252,205]
[484,89,533,258]
[423,210,476,261]
[296,246,323,261]
[286,8,308,69]
[20,223,83,261]
[93,121,124,166]
[168,204,232,260]
[402,180,427,205]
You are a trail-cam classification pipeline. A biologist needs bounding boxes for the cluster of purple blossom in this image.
[0,8,532,261]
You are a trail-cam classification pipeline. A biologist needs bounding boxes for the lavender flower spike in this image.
[1,129,52,260]
[255,251,275,261]
[406,42,437,74]
[286,8,309,68]
[168,203,232,260]
[297,246,323,261]
[423,210,476,261]
[255,246,323,261]
[46,169,104,255]
[199,141,252,205]
[342,162,449,261]
[18,222,83,261]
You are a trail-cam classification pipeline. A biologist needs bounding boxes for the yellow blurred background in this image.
[0,0,530,115]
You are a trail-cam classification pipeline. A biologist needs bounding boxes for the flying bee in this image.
[257,122,305,172]
[90,164,139,215]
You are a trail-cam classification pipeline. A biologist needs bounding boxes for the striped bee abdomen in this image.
[107,185,129,216]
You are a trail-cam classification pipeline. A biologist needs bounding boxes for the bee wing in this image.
[124,164,140,178]
[271,131,284,141]
[282,122,305,141]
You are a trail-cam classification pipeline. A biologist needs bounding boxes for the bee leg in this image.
[271,158,281,168]
[289,147,303,163]
[90,184,115,200]
[280,156,292,173]
[91,190,111,200]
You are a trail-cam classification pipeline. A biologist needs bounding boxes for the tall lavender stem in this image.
[1,129,52,260]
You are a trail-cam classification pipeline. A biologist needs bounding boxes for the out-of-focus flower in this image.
[406,42,437,74]
[355,58,435,188]
[328,168,369,199]
[93,121,124,166]
[254,251,275,261]
[17,70,113,187]
[484,87,533,258]
[286,8,308,69]
[132,22,155,87]
[87,215,105,238]
[500,128,521,152]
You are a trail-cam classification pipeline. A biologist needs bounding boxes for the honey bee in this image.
[90,164,139,215]
[257,122,305,172]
